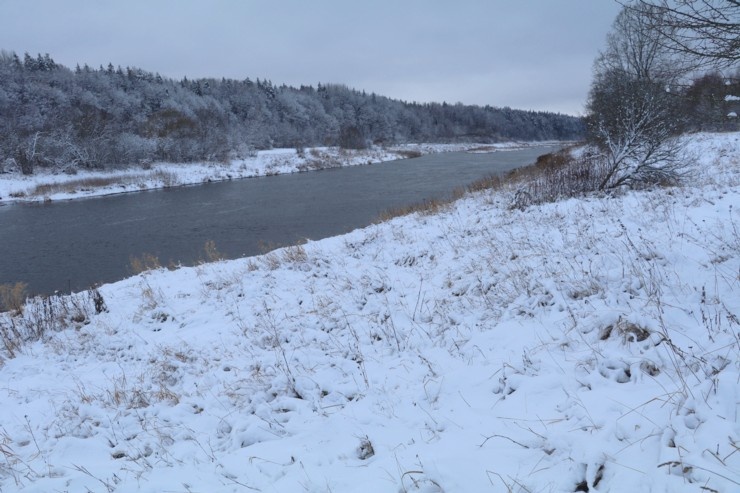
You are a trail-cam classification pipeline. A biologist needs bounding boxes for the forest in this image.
[0,51,583,174]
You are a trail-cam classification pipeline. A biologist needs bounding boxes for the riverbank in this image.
[0,141,552,205]
[0,132,737,492]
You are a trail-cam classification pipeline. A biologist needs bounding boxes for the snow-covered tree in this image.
[0,50,584,172]
[587,68,684,189]
[586,5,693,189]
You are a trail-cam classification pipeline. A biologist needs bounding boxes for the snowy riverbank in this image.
[0,141,548,205]
[0,132,738,492]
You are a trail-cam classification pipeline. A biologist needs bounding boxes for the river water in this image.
[0,146,557,295]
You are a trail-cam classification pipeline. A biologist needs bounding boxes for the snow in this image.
[725,95,740,101]
[1,132,738,492]
[0,142,544,205]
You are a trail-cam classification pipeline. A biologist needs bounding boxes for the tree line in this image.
[0,51,584,175]
[585,0,739,190]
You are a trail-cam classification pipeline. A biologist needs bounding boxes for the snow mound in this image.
[0,132,738,492]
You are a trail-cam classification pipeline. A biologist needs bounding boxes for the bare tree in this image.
[597,4,687,82]
[625,0,739,68]
[587,6,688,189]
[16,132,42,175]
[587,69,685,189]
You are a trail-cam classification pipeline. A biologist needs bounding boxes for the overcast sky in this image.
[0,0,622,115]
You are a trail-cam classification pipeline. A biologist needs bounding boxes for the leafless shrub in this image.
[0,289,105,358]
[506,149,612,208]
[510,189,532,211]
[450,147,610,210]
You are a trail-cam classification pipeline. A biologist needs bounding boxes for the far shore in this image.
[0,141,561,205]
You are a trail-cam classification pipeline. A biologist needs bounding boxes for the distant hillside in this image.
[0,51,583,173]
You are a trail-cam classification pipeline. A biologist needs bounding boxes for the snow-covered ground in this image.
[0,132,738,492]
[0,142,546,205]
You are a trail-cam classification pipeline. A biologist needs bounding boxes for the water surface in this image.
[0,146,556,294]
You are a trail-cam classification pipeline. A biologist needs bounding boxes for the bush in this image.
[506,148,608,203]
[465,147,607,209]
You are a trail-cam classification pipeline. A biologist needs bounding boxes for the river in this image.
[0,145,557,295]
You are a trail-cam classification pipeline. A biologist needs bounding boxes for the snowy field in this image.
[0,142,545,205]
[0,132,738,492]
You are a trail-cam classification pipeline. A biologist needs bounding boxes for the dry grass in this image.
[261,252,282,270]
[0,282,28,314]
[33,176,125,196]
[202,240,224,263]
[246,240,310,270]
[375,197,452,223]
[28,169,180,198]
[130,253,161,274]
[281,244,308,264]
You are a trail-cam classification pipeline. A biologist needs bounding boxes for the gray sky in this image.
[0,0,622,115]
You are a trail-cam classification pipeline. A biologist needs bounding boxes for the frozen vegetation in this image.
[0,132,738,492]
[0,51,583,179]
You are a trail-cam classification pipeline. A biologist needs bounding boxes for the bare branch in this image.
[623,0,740,68]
